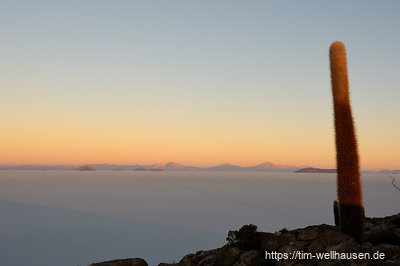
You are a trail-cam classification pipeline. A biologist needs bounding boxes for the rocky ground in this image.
[91,213,400,266]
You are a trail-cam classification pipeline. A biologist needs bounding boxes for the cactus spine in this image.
[329,41,364,242]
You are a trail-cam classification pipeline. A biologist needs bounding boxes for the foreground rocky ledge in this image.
[91,213,400,266]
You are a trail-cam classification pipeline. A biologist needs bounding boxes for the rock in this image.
[296,225,321,241]
[92,213,400,266]
[233,250,266,266]
[77,165,95,171]
[178,249,218,266]
[198,254,217,265]
[215,246,242,265]
[295,167,336,173]
[260,232,295,251]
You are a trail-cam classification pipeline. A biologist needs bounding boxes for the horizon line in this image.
[0,161,397,172]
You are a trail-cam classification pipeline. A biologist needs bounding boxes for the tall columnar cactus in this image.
[329,41,364,242]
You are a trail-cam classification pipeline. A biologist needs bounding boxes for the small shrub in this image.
[226,224,259,248]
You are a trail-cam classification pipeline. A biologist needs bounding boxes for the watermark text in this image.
[265,251,385,261]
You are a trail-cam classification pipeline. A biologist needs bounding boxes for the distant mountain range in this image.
[132,161,307,172]
[0,161,307,172]
[0,162,396,173]
[207,162,304,172]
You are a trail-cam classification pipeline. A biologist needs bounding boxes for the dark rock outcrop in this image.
[77,165,95,171]
[92,213,400,266]
[295,167,336,173]
[90,258,148,266]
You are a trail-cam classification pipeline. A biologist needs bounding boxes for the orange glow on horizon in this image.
[1,125,398,171]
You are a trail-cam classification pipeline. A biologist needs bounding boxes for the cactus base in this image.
[333,200,340,226]
[339,203,365,243]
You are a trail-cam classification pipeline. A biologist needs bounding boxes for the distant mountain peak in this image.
[149,163,165,169]
[254,161,275,168]
[218,163,235,167]
[245,161,304,171]
[140,162,198,171]
[209,163,243,171]
[165,162,186,168]
[251,161,287,169]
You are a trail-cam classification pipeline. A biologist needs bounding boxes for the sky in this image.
[1,1,399,170]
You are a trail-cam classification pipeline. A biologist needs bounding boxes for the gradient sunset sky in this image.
[1,1,399,170]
